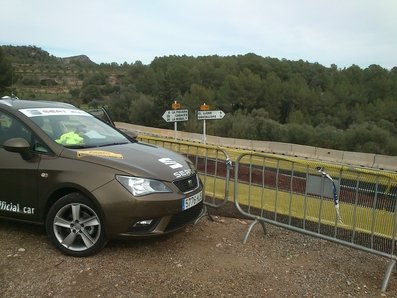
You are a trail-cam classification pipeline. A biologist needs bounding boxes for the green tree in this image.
[69,88,80,98]
[215,74,241,112]
[343,122,392,154]
[108,86,136,122]
[210,110,256,139]
[259,71,283,120]
[313,124,344,149]
[287,110,307,124]
[83,72,107,86]
[183,83,215,132]
[252,109,288,142]
[80,85,102,103]
[128,94,156,125]
[286,123,315,145]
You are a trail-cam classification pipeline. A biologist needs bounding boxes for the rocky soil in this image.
[1,214,396,297]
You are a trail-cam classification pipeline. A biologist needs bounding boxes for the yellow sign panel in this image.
[200,104,210,111]
[172,102,181,109]
[77,150,124,159]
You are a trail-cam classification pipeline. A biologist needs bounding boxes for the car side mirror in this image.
[3,138,33,160]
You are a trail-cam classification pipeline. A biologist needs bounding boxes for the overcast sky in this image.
[1,0,396,69]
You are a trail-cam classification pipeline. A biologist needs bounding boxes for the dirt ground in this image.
[1,212,396,298]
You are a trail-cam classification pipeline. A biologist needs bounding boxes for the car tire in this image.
[46,193,107,257]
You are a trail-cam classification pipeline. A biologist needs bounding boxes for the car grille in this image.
[173,174,199,193]
[165,201,203,232]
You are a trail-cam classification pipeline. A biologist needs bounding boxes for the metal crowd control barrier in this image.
[234,152,397,292]
[138,135,232,219]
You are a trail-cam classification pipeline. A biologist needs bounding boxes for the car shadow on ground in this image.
[0,218,46,235]
[105,227,188,251]
[0,217,189,255]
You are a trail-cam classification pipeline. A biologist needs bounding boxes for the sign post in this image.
[162,101,188,140]
[200,103,208,144]
[173,101,178,140]
[197,103,225,144]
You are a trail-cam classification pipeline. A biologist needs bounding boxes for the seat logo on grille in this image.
[173,169,193,178]
[158,158,183,169]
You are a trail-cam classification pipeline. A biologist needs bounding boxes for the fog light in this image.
[133,219,153,227]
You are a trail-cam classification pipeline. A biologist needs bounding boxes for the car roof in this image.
[0,97,76,110]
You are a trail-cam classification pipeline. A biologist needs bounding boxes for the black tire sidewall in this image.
[46,193,107,257]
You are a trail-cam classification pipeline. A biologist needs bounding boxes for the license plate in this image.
[182,191,202,211]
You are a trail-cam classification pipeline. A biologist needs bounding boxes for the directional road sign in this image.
[197,110,225,120]
[162,109,189,122]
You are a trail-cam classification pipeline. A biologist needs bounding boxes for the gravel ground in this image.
[1,214,396,297]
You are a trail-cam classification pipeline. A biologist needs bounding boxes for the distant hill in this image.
[61,55,96,65]
[1,45,112,101]
[1,45,96,65]
[1,45,58,64]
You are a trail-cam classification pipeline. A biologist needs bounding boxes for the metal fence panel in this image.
[233,152,397,291]
[133,135,397,291]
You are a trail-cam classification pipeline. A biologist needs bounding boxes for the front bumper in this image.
[91,178,204,239]
[124,199,204,236]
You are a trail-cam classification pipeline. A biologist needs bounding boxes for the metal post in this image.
[382,259,396,292]
[203,119,206,144]
[174,121,177,140]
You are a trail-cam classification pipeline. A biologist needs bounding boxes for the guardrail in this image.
[233,152,397,292]
[115,122,397,171]
[138,135,232,219]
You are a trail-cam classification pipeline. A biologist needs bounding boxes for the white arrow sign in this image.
[197,110,225,120]
[162,109,189,122]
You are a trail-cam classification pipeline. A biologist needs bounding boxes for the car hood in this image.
[61,141,195,182]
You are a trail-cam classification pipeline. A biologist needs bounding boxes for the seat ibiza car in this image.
[0,97,203,256]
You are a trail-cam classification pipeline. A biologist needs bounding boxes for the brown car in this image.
[0,97,203,256]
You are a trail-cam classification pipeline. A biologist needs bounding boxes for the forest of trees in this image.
[1,46,397,155]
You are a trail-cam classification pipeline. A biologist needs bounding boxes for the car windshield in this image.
[20,107,129,148]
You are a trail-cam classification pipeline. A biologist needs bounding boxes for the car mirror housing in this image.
[3,138,33,160]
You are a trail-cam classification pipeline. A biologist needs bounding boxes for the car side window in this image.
[0,111,32,146]
[0,112,8,146]
[1,111,17,147]
[0,111,49,154]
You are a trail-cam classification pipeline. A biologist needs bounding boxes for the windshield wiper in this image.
[65,145,90,149]
[97,142,129,148]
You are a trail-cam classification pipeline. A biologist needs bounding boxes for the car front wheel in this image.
[46,193,107,257]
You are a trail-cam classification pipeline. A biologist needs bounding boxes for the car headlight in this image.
[116,175,172,196]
